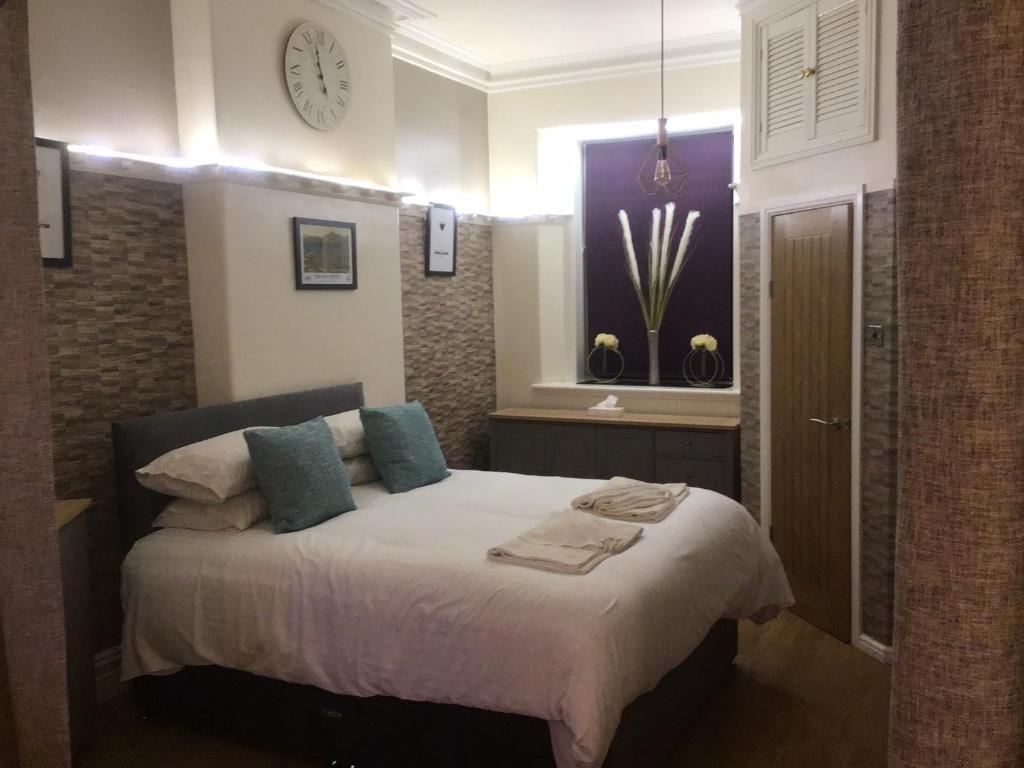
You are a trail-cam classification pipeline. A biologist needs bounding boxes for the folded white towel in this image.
[487,509,642,575]
[571,476,689,523]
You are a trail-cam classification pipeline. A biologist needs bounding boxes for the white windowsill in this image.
[531,382,740,400]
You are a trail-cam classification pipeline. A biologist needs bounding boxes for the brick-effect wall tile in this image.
[739,213,762,521]
[43,171,196,649]
[399,210,496,470]
[860,189,898,644]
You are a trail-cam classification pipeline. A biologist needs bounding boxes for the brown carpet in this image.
[81,612,889,768]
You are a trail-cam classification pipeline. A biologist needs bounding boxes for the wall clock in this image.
[284,21,350,131]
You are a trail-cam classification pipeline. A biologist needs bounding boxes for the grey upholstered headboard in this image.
[112,383,365,553]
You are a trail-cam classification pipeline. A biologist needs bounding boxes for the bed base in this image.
[136,619,736,768]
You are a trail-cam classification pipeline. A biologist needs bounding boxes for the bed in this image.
[113,383,793,768]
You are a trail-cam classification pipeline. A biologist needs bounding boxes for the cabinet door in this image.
[490,422,551,475]
[549,425,598,479]
[599,428,654,482]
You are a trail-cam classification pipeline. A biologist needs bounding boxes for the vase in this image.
[647,329,660,386]
[586,346,625,384]
[683,348,724,387]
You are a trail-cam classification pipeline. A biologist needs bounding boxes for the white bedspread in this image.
[122,470,793,767]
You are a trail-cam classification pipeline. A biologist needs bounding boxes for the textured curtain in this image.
[890,2,1024,767]
[0,0,72,766]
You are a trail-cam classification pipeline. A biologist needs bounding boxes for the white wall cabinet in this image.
[749,0,877,168]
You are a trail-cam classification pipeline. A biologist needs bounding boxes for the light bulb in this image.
[654,158,672,187]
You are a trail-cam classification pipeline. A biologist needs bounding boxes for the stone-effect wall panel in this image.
[860,189,898,643]
[43,171,197,649]
[739,213,762,522]
[399,210,496,470]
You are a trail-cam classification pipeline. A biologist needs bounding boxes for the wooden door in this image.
[770,204,853,641]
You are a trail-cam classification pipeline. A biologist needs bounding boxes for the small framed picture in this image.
[425,204,457,277]
[35,138,72,268]
[292,217,357,290]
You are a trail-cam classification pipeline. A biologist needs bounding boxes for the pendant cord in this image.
[660,0,665,119]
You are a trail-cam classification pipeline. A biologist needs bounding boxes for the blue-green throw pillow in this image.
[360,402,450,493]
[243,417,355,533]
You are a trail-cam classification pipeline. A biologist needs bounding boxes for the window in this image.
[581,130,735,387]
[751,0,877,168]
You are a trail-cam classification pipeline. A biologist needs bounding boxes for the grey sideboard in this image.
[489,408,741,500]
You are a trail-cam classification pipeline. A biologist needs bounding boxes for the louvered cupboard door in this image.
[759,3,815,159]
[770,204,853,642]
[814,0,870,137]
[754,0,876,167]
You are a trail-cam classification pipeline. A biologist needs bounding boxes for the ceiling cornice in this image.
[313,0,435,32]
[319,0,739,93]
[392,27,741,94]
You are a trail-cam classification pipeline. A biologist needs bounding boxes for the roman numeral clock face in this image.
[284,22,350,130]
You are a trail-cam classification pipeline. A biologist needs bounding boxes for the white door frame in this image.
[757,186,890,663]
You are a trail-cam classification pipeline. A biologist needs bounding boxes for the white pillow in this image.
[325,409,367,458]
[136,427,260,504]
[152,491,268,532]
[345,453,379,486]
[136,409,369,503]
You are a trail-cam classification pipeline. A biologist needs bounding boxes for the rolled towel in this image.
[487,509,642,575]
[572,476,688,523]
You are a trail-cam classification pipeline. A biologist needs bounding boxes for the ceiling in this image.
[365,0,741,91]
[400,0,741,67]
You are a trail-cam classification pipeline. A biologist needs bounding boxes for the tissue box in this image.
[587,406,625,417]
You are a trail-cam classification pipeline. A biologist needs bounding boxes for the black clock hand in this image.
[314,46,328,96]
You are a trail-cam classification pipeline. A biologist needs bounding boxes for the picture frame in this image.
[292,217,357,290]
[425,204,457,277]
[35,138,72,269]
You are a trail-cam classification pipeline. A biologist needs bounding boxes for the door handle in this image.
[809,417,845,429]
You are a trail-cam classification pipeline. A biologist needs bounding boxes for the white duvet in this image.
[122,470,793,767]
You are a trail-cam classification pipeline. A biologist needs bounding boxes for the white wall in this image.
[185,181,406,406]
[28,0,180,155]
[394,60,490,211]
[212,0,396,184]
[487,62,741,215]
[737,0,897,212]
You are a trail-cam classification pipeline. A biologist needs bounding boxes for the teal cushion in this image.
[360,403,450,493]
[243,417,355,533]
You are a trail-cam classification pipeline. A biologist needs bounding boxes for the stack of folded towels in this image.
[487,477,689,575]
[571,476,688,523]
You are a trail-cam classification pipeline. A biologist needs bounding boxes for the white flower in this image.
[691,333,718,352]
[594,333,619,350]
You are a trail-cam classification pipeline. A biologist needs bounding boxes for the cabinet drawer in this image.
[655,456,734,497]
[490,422,551,475]
[598,428,654,482]
[655,429,733,461]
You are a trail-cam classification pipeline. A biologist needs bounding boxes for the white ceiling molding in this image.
[313,0,435,32]
[391,25,492,90]
[392,26,740,93]
[487,31,741,92]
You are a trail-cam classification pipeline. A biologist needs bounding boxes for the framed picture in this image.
[425,204,457,277]
[292,217,357,290]
[35,138,72,268]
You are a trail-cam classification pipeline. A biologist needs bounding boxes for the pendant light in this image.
[637,0,688,196]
